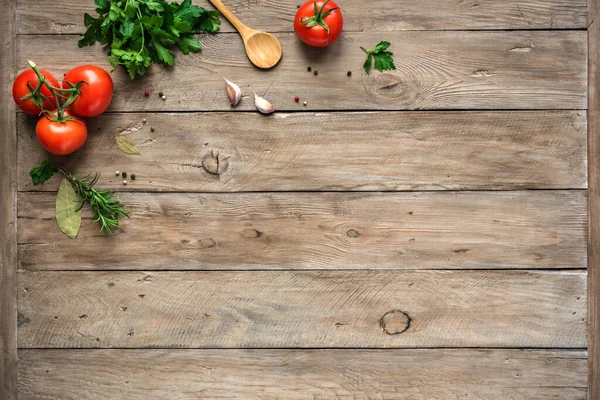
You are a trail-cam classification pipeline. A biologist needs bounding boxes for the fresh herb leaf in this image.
[79,0,221,79]
[56,177,82,239]
[30,160,58,185]
[361,41,396,73]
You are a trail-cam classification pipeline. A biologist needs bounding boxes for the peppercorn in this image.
[123,180,127,185]
[115,171,120,176]
[144,91,150,96]
[294,96,300,102]
[142,118,147,123]
[150,127,155,132]
[161,95,166,100]
[314,70,318,76]
[347,71,352,77]
[131,174,136,180]
[303,101,307,106]
[158,91,164,97]
[307,66,312,72]
[122,172,127,178]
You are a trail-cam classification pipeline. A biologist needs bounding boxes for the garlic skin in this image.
[225,78,241,106]
[254,93,275,114]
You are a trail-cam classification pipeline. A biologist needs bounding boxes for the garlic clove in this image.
[254,92,275,114]
[225,78,241,106]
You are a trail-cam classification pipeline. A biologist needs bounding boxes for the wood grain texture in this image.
[17,270,586,348]
[16,31,587,111]
[17,111,587,192]
[15,0,588,35]
[589,0,600,397]
[17,191,587,271]
[17,349,588,399]
[1,0,17,397]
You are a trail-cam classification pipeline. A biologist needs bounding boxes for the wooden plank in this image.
[17,111,587,192]
[17,191,587,271]
[17,349,587,399]
[17,31,587,111]
[589,0,600,397]
[0,0,17,397]
[16,0,588,35]
[17,270,586,348]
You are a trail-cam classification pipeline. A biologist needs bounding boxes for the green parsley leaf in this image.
[361,41,397,73]
[79,0,221,79]
[30,160,58,185]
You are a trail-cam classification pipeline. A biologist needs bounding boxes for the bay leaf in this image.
[115,135,142,155]
[56,177,82,239]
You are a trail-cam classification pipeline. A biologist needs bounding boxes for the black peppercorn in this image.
[150,127,155,132]
[307,66,312,72]
[314,70,318,76]
[131,174,136,180]
[122,172,127,178]
[158,91,164,97]
[347,71,352,77]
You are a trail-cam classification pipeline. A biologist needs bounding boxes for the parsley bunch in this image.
[79,0,221,79]
[361,41,396,73]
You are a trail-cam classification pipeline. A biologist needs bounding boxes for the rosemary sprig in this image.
[60,168,129,234]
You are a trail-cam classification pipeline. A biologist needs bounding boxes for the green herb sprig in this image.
[79,0,221,79]
[361,41,396,73]
[30,159,58,185]
[61,169,129,234]
[29,160,129,235]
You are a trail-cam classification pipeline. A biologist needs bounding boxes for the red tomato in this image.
[294,0,343,47]
[36,111,88,155]
[12,69,61,115]
[64,65,114,117]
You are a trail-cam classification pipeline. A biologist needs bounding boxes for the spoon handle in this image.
[208,0,250,36]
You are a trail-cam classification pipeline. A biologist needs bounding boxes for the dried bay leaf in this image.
[56,177,82,239]
[115,135,142,155]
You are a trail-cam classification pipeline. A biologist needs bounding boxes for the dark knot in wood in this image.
[202,150,229,175]
[380,310,411,335]
[346,229,361,238]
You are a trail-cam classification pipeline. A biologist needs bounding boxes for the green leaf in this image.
[373,41,391,53]
[152,39,175,65]
[363,53,372,73]
[94,0,109,11]
[29,160,58,185]
[145,1,164,12]
[56,177,82,239]
[83,13,96,28]
[193,10,221,33]
[361,41,396,73]
[178,35,201,54]
[120,19,135,37]
[373,51,396,72]
[115,135,142,155]
[109,4,122,21]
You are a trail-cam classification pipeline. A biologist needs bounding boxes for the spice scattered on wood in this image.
[122,172,127,178]
[295,96,300,102]
[303,101,307,106]
[314,70,318,76]
[144,91,149,97]
[123,180,127,185]
[142,118,147,123]
[159,92,164,97]
[150,127,155,132]
[347,71,352,76]
[115,135,142,156]
[161,95,167,101]
[307,66,312,72]
[131,174,136,180]
[115,171,120,176]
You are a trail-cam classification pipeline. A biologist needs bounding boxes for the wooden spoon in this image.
[208,0,282,69]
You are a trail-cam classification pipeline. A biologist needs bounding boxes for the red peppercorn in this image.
[144,91,150,96]
[294,96,299,102]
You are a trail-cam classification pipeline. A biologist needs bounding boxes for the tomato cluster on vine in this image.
[12,62,114,155]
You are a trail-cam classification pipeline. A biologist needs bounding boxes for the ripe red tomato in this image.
[294,0,343,47]
[12,69,60,115]
[36,111,88,155]
[64,65,114,117]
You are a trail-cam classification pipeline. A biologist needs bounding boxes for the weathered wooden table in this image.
[2,0,600,398]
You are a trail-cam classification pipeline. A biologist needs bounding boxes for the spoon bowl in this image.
[244,31,283,69]
[209,0,282,69]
